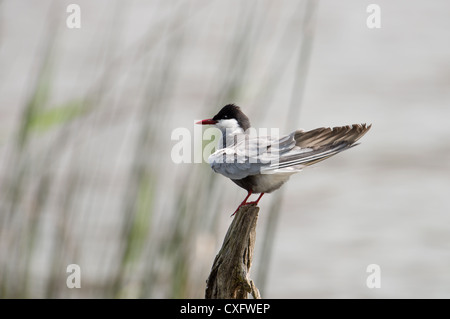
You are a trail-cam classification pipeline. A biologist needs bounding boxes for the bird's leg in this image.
[231,191,252,216]
[247,193,264,205]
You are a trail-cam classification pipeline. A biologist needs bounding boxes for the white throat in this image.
[215,119,245,149]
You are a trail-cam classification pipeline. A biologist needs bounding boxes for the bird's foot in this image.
[230,193,264,217]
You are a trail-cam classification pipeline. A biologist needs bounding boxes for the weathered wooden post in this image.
[205,204,261,299]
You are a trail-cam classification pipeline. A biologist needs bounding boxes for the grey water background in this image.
[0,0,449,298]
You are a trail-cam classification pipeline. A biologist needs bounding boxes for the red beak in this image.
[196,119,217,125]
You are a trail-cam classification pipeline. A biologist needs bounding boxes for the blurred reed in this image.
[0,0,316,298]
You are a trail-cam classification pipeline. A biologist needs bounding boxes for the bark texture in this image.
[205,204,261,299]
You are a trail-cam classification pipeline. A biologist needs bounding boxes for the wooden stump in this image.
[205,204,261,299]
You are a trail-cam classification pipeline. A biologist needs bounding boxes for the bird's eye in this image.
[224,115,228,119]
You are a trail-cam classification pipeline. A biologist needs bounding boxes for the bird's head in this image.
[196,104,251,132]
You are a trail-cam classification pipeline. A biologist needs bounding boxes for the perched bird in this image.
[196,104,371,215]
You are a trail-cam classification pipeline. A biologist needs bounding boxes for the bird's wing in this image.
[208,133,297,180]
[294,124,371,148]
[260,142,349,174]
[261,124,372,174]
[208,124,371,178]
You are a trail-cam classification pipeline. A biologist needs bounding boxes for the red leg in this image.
[247,193,264,205]
[231,191,252,216]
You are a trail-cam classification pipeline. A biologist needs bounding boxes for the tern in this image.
[196,104,371,215]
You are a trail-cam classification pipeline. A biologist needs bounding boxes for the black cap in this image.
[212,104,251,131]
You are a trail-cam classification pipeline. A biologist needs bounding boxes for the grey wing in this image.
[261,124,372,173]
[261,142,349,174]
[208,151,262,179]
[208,133,298,179]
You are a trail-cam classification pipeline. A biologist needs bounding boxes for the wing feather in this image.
[208,124,371,179]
